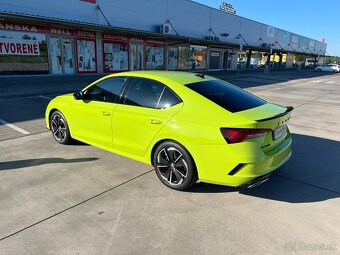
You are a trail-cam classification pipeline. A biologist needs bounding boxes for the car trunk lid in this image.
[237,103,293,151]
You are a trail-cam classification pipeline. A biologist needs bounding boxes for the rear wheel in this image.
[317,68,321,72]
[50,110,72,145]
[153,141,197,190]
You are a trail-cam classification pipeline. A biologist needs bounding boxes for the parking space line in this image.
[39,95,52,100]
[325,81,335,84]
[0,119,30,135]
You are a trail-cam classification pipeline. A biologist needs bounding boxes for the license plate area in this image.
[273,125,287,140]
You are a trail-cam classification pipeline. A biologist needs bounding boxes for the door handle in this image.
[102,111,111,116]
[150,119,163,124]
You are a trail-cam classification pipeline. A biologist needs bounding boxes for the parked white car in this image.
[315,64,340,73]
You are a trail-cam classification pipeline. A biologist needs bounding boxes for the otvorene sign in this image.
[0,22,43,56]
[0,39,40,56]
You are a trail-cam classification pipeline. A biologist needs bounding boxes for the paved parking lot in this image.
[0,70,339,254]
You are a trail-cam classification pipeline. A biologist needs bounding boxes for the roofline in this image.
[0,11,325,57]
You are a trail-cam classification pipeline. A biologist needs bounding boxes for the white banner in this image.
[0,38,40,56]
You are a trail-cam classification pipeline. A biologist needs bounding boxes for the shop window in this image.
[76,39,97,73]
[237,51,248,69]
[167,47,178,70]
[0,30,48,74]
[103,42,128,72]
[145,45,164,70]
[178,46,191,70]
[190,45,207,70]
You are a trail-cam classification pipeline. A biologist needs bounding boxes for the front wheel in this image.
[153,141,198,190]
[316,68,321,72]
[50,110,72,145]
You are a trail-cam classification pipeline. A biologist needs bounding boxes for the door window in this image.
[84,77,127,103]
[124,78,164,108]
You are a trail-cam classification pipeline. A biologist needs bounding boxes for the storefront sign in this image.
[0,22,45,33]
[76,30,96,38]
[146,38,164,45]
[0,39,40,56]
[103,34,128,41]
[130,37,145,43]
[47,27,74,36]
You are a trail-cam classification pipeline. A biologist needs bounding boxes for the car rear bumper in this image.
[190,133,292,187]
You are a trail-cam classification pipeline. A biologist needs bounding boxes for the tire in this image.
[153,141,198,190]
[50,110,72,145]
[317,68,321,72]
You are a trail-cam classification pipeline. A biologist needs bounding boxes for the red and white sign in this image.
[0,22,45,33]
[102,33,128,41]
[0,39,40,56]
[80,0,96,3]
[47,26,74,36]
[76,30,96,38]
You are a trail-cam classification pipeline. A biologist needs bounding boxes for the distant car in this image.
[315,64,340,73]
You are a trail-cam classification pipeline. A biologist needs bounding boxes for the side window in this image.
[124,78,164,108]
[84,77,127,103]
[158,88,182,109]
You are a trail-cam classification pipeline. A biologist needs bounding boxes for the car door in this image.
[71,77,128,149]
[112,77,183,157]
[325,65,332,71]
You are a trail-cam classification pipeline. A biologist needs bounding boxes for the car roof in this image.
[107,71,215,85]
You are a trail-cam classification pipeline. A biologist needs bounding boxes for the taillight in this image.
[220,128,271,144]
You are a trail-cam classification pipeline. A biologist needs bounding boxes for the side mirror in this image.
[73,91,83,100]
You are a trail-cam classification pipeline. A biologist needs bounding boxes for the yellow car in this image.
[45,71,292,190]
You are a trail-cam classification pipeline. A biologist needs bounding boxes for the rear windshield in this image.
[186,80,266,112]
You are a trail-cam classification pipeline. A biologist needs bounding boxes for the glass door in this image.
[208,49,221,70]
[48,36,75,74]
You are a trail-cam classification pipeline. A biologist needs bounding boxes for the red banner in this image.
[102,33,128,41]
[76,30,96,38]
[0,22,45,33]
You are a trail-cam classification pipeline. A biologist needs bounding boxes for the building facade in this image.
[0,0,327,75]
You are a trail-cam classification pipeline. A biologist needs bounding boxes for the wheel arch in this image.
[149,139,198,177]
[47,108,59,129]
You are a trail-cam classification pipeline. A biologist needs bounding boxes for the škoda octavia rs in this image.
[46,71,292,190]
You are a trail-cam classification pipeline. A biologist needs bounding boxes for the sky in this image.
[193,0,340,56]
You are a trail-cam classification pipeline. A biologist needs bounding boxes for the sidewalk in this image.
[0,69,327,98]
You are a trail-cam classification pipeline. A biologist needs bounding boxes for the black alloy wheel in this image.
[153,141,197,190]
[50,111,72,145]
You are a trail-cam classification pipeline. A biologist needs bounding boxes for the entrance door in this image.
[48,37,75,74]
[130,43,145,70]
[222,51,230,70]
[209,50,221,70]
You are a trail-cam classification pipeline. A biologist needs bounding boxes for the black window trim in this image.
[83,76,131,104]
[121,77,182,109]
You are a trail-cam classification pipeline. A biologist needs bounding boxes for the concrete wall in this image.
[0,0,327,54]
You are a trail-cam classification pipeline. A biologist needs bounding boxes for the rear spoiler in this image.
[256,106,294,122]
